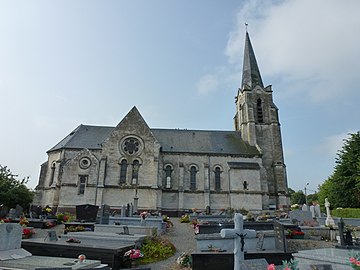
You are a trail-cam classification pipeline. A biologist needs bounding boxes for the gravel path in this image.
[146,218,196,270]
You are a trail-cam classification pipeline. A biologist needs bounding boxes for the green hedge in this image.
[331,208,360,218]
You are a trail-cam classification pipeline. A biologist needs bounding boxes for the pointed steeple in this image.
[241,31,263,89]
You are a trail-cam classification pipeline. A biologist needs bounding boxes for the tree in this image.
[289,188,306,205]
[318,132,360,208]
[0,165,34,210]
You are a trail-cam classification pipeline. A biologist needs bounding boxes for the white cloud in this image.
[196,74,219,95]
[226,0,360,102]
[317,131,356,156]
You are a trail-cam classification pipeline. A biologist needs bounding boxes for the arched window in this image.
[257,98,264,123]
[119,159,128,184]
[132,160,140,185]
[78,175,88,195]
[49,162,56,186]
[214,167,221,191]
[190,166,197,190]
[165,165,172,189]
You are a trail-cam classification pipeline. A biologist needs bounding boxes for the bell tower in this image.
[234,31,289,210]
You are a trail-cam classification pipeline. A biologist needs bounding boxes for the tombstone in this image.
[129,203,134,217]
[47,231,58,242]
[310,264,333,270]
[302,204,309,211]
[314,204,321,218]
[0,223,32,260]
[338,218,353,246]
[220,213,256,270]
[15,204,23,218]
[8,208,16,220]
[99,204,110,224]
[205,206,211,215]
[325,198,335,227]
[121,205,126,217]
[0,205,8,219]
[126,203,130,217]
[310,205,316,218]
[76,204,99,222]
[289,209,313,225]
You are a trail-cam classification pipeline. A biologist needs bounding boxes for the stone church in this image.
[34,32,289,215]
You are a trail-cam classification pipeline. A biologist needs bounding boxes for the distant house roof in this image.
[48,125,259,156]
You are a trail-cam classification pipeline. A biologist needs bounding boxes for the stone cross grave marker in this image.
[220,213,256,270]
[325,198,335,227]
[0,223,31,260]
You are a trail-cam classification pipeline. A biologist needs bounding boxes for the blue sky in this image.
[0,0,359,196]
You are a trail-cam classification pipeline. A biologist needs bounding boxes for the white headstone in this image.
[315,204,321,218]
[302,204,309,211]
[0,223,31,260]
[310,205,315,218]
[220,213,256,270]
[325,198,335,227]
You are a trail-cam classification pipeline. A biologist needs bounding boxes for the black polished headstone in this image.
[76,204,99,222]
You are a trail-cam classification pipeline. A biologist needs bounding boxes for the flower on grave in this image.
[78,254,86,263]
[162,215,173,228]
[180,214,190,223]
[290,204,300,210]
[46,221,55,228]
[267,259,299,270]
[348,252,360,269]
[124,249,144,260]
[176,252,192,267]
[140,211,148,219]
[19,217,29,227]
[22,228,34,239]
[0,218,11,223]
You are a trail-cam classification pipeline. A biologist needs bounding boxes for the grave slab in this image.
[0,255,104,269]
[22,237,134,270]
[293,248,354,270]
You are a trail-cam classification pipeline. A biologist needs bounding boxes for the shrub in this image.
[138,236,176,264]
[331,208,360,218]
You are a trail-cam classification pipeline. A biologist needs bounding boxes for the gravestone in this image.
[8,208,16,220]
[338,218,353,246]
[273,221,298,253]
[220,213,256,270]
[205,206,211,215]
[0,205,7,219]
[302,204,309,211]
[126,203,130,217]
[0,223,31,260]
[121,205,126,217]
[289,209,313,225]
[47,230,58,242]
[325,198,335,227]
[15,204,23,218]
[76,204,99,222]
[99,204,110,224]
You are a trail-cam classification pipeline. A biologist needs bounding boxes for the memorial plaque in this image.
[47,230,58,242]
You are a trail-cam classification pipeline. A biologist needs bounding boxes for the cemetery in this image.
[2,199,360,269]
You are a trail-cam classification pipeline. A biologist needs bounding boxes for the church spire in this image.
[241,31,264,89]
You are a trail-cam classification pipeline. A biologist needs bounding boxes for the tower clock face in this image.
[121,137,142,155]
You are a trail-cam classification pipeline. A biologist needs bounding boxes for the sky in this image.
[0,0,359,195]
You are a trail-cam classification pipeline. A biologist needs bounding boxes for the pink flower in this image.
[267,264,276,270]
[356,260,360,266]
[350,257,357,264]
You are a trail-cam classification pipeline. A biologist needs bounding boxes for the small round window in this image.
[79,157,91,169]
[121,137,142,155]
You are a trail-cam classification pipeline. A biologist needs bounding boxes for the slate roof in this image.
[241,31,264,89]
[48,125,260,156]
